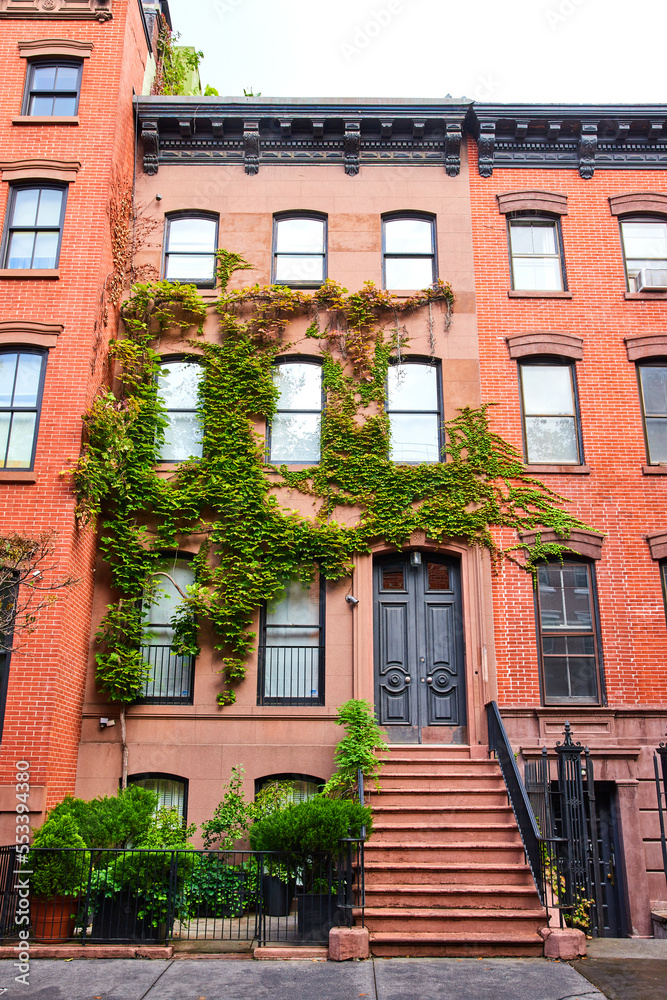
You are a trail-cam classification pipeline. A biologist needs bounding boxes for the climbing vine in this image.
[73,252,594,707]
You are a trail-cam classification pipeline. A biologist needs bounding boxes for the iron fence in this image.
[137,644,195,705]
[0,842,364,946]
[257,645,325,706]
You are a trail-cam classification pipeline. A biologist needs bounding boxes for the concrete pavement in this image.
[0,957,605,1000]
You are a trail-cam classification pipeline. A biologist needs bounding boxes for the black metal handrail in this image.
[486,700,547,903]
[655,738,667,884]
[137,644,195,705]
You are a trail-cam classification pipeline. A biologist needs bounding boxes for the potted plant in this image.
[249,796,371,941]
[28,814,90,942]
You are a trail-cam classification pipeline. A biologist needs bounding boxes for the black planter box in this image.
[90,895,167,943]
[296,893,345,942]
[262,874,295,917]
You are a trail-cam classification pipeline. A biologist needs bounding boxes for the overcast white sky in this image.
[165,0,667,105]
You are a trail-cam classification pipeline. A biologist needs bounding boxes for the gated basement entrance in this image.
[374,553,466,744]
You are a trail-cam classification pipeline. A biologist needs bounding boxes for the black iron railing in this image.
[655,736,667,885]
[257,645,324,706]
[0,843,363,946]
[137,645,195,705]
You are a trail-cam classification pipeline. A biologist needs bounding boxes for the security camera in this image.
[345,595,359,606]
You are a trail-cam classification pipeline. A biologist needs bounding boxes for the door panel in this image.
[377,602,413,726]
[374,554,465,742]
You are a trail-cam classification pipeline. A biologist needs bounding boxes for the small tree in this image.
[0,530,77,652]
[322,699,388,798]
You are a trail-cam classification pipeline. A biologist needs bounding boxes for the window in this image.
[536,561,602,704]
[519,361,581,465]
[0,350,47,469]
[272,214,326,287]
[269,360,322,464]
[23,61,82,116]
[382,214,436,290]
[128,774,188,822]
[508,216,564,291]
[157,359,203,462]
[256,774,323,803]
[620,218,667,291]
[2,185,66,269]
[164,214,218,285]
[638,363,667,464]
[258,577,324,705]
[139,558,195,705]
[387,360,442,463]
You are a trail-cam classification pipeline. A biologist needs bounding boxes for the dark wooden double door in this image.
[373,553,465,743]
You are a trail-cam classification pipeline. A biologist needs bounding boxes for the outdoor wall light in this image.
[410,551,422,568]
[345,594,359,606]
[155,193,163,200]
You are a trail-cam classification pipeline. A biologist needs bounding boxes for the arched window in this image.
[0,349,47,469]
[519,359,582,465]
[620,217,667,291]
[536,560,602,705]
[382,213,436,290]
[272,213,327,287]
[157,358,203,462]
[128,773,188,822]
[386,360,442,463]
[255,773,323,803]
[163,213,218,286]
[269,359,322,464]
[139,557,196,705]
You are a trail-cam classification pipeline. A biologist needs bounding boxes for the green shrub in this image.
[29,814,91,898]
[249,796,372,858]
[201,765,254,851]
[46,785,159,848]
[322,699,388,797]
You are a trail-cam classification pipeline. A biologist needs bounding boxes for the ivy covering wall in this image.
[73,253,592,707]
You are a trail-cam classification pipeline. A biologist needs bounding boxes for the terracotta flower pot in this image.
[31,896,78,942]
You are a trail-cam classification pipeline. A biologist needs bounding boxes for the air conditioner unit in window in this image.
[635,268,667,291]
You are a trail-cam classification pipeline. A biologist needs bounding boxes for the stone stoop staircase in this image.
[361,745,547,957]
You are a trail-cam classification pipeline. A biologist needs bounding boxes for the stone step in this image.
[375,773,506,790]
[364,842,527,864]
[368,787,509,807]
[370,823,522,845]
[364,883,542,909]
[370,804,515,823]
[363,906,546,935]
[363,861,537,887]
[369,931,544,958]
[377,760,500,775]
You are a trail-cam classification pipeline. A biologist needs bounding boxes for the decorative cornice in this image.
[609,192,667,216]
[18,37,93,57]
[624,332,667,361]
[0,157,80,182]
[646,530,667,561]
[497,190,568,216]
[134,97,470,176]
[520,528,605,560]
[0,0,112,19]
[0,320,62,349]
[469,104,667,178]
[506,331,583,360]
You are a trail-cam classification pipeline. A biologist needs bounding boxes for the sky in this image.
[165,0,667,105]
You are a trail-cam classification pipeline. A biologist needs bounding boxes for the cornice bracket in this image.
[243,119,260,175]
[445,122,461,177]
[578,122,598,179]
[478,120,495,177]
[141,120,159,176]
[344,121,360,176]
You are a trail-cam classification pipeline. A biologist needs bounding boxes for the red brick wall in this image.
[0,2,151,831]
[467,136,667,710]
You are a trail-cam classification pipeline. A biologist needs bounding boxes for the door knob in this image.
[405,676,411,684]
[426,676,433,685]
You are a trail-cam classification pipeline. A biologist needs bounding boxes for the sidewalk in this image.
[0,956,605,1000]
[571,937,667,1000]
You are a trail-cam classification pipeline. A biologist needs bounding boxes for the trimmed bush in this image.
[29,814,91,897]
[249,795,372,859]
